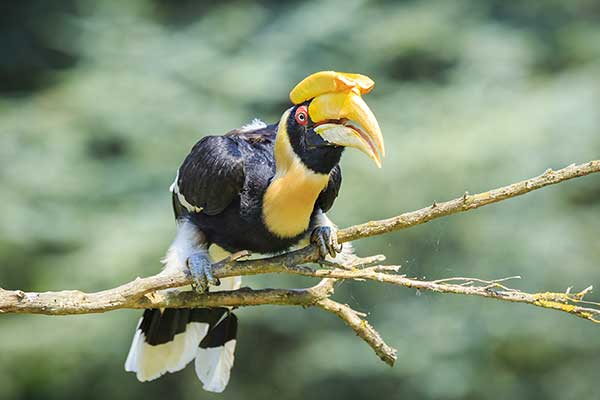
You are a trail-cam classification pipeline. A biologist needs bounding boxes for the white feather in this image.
[170,170,203,213]
[214,276,242,292]
[162,220,207,274]
[195,340,237,393]
[125,322,210,382]
[169,170,179,193]
[239,118,267,133]
[165,322,210,373]
[124,318,143,372]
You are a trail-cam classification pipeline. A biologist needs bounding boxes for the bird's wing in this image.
[172,135,246,217]
[316,164,342,213]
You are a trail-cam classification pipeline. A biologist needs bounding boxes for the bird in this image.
[124,71,385,392]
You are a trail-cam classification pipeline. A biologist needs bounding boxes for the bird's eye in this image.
[295,105,308,126]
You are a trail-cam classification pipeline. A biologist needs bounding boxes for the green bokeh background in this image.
[1,1,599,399]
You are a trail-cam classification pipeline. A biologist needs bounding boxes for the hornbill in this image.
[125,71,385,392]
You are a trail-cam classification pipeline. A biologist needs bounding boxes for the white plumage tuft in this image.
[195,340,237,393]
[239,118,267,133]
[161,220,206,275]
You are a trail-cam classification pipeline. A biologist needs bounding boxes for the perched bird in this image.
[124,71,385,392]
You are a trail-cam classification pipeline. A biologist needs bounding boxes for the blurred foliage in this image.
[1,1,600,399]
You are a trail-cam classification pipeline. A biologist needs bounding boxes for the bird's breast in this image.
[262,160,329,238]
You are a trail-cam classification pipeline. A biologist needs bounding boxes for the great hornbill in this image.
[125,71,385,392]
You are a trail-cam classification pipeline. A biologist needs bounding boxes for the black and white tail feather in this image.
[125,220,241,393]
[125,209,351,393]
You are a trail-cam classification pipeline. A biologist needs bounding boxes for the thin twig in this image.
[316,298,397,366]
[337,160,600,242]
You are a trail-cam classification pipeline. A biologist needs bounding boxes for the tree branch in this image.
[1,160,599,367]
[316,298,398,366]
[337,160,600,242]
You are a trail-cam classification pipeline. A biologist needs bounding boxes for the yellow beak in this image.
[309,91,384,168]
[289,71,384,168]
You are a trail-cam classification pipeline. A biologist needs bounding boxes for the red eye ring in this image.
[295,105,308,126]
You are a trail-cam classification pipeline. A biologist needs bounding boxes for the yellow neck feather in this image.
[263,110,329,238]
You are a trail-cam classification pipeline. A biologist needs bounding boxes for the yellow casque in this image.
[288,71,384,168]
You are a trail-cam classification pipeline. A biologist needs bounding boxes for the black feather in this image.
[199,313,238,348]
[177,136,246,216]
[173,120,343,254]
[317,165,342,213]
[140,308,229,346]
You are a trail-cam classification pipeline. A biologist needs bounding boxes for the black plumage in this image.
[140,308,229,346]
[173,118,342,254]
[199,313,238,349]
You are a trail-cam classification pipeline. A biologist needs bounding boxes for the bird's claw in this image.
[187,252,220,294]
[311,226,343,259]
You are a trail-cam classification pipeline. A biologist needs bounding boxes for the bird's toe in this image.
[187,253,219,294]
[311,226,342,259]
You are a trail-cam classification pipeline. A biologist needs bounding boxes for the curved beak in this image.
[308,90,385,168]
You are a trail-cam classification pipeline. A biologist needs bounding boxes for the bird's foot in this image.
[187,252,220,294]
[311,226,343,259]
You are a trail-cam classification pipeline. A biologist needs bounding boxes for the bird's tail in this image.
[124,305,239,392]
[125,221,240,393]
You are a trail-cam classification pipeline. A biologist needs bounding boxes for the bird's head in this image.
[276,71,385,174]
